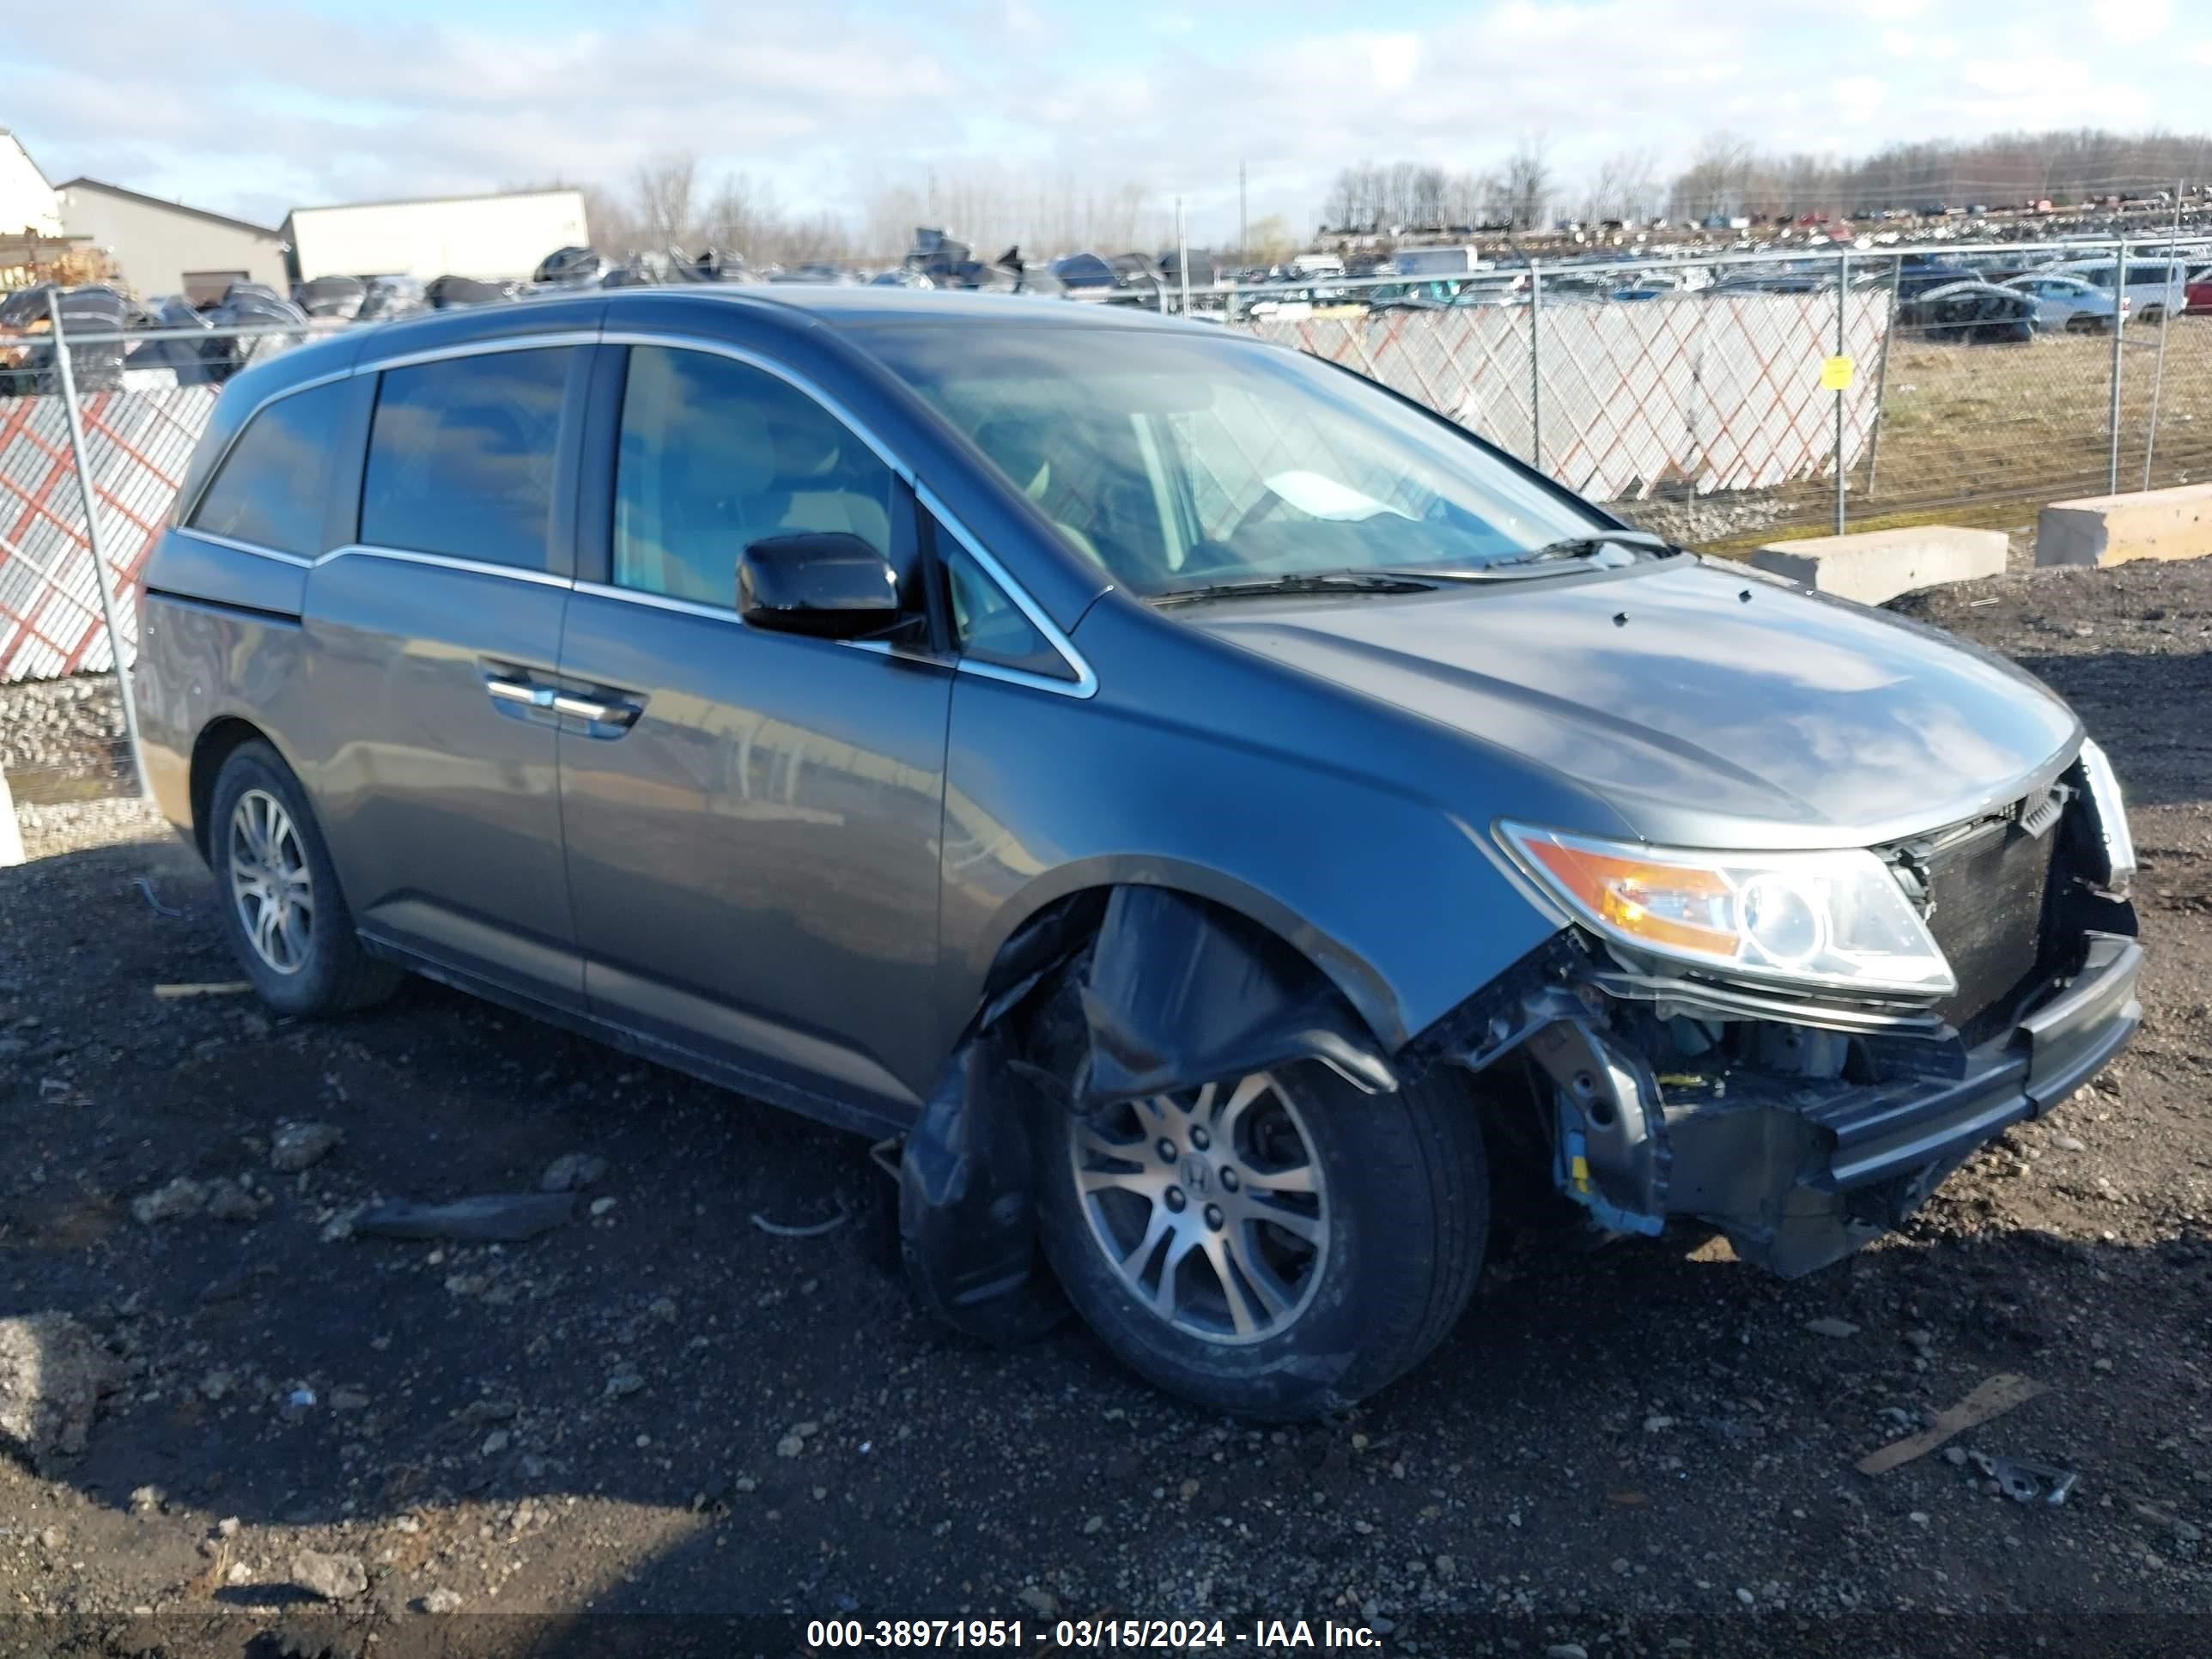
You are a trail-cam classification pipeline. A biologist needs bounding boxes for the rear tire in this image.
[207,742,399,1018]
[1037,1063,1488,1419]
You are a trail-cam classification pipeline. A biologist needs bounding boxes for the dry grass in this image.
[1869,318,2212,507]
[1705,316,2212,550]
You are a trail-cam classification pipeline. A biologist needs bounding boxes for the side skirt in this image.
[356,931,911,1143]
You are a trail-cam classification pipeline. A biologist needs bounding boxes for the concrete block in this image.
[2037,483,2212,568]
[0,766,21,867]
[1748,526,2008,605]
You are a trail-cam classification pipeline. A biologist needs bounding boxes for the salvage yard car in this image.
[135,289,2142,1418]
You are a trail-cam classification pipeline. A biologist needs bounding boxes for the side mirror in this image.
[737,533,901,639]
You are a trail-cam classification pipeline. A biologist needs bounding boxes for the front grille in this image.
[1920,815,2059,1042]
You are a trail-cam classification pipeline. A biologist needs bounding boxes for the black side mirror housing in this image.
[737,533,901,638]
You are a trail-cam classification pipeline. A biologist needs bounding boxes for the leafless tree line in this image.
[583,161,860,267]
[1322,141,1670,234]
[1321,140,1601,232]
[584,155,1191,267]
[574,127,2212,275]
[1326,129,2212,240]
[1668,129,2212,222]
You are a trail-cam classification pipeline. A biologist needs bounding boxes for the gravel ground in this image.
[2,562,2209,1659]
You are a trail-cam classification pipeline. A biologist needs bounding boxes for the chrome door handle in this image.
[551,692,639,727]
[486,678,554,708]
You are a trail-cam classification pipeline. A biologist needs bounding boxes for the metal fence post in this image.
[1528,258,1543,472]
[1834,246,1850,535]
[1176,197,1191,319]
[2142,185,2183,491]
[2107,238,2129,495]
[47,295,150,799]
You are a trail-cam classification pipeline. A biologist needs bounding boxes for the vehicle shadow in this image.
[2,833,2204,1651]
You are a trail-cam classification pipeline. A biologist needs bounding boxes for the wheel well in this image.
[966,882,1394,1076]
[187,717,270,860]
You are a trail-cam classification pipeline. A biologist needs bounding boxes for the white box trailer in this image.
[1393,246,1492,276]
[283,188,587,283]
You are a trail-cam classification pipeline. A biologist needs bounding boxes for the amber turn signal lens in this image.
[1522,837,1736,955]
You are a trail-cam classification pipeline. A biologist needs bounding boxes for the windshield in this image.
[862,324,1613,597]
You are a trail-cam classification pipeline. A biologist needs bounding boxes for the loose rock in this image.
[204,1178,258,1222]
[1805,1316,1861,1339]
[131,1176,208,1225]
[270,1121,343,1172]
[290,1548,368,1601]
[0,1312,118,1470]
[421,1587,465,1614]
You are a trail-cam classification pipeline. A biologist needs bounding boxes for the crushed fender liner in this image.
[1078,887,1397,1105]
[898,886,1398,1344]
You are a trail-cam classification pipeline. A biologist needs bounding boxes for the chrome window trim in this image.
[163,531,575,587]
[319,544,575,589]
[593,331,1098,700]
[572,580,728,621]
[174,323,1098,697]
[173,526,313,568]
[351,328,602,375]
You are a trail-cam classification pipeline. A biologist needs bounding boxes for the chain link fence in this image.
[4,237,2211,829]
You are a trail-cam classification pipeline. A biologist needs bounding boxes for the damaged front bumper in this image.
[1464,930,2142,1276]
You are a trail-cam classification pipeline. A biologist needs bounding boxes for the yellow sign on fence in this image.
[1820,355,1856,392]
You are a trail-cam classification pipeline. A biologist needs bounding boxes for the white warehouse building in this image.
[0,128,62,238]
[282,187,587,283]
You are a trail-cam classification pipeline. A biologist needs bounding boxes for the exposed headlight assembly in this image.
[2075,738,2136,896]
[1499,823,1956,1000]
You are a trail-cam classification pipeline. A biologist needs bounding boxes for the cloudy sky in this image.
[10,0,2209,240]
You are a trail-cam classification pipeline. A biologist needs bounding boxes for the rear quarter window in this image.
[359,348,573,570]
[187,379,350,557]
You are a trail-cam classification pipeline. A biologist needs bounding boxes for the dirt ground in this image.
[2,562,2209,1659]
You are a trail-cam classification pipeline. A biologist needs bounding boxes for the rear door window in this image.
[360,348,573,569]
[188,380,349,557]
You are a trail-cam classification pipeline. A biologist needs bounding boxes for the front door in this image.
[556,341,951,1124]
[306,341,592,1003]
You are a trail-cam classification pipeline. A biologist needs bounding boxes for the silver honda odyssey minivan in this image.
[134,287,2141,1418]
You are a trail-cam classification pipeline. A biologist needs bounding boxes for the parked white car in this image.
[2039,258,2191,324]
[2002,273,2125,333]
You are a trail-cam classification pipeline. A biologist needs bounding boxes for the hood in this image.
[1184,557,2081,850]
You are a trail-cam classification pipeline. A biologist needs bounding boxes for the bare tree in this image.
[580,183,640,252]
[635,155,698,248]
[701,171,784,262]
[1669,131,1755,221]
[1499,137,1553,230]
[1583,149,1660,222]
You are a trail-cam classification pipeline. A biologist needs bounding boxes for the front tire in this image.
[1036,1064,1488,1419]
[208,742,399,1018]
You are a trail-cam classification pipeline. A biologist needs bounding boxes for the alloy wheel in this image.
[1070,1072,1328,1346]
[228,788,313,975]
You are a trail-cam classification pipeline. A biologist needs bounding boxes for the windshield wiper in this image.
[1153,570,1442,605]
[1479,530,1675,570]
